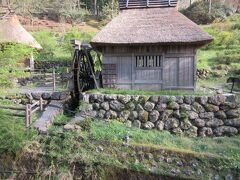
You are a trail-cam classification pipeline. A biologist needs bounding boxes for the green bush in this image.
[0,43,35,67]
[32,29,95,62]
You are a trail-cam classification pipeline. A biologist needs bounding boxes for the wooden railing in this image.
[119,0,178,9]
[0,98,46,128]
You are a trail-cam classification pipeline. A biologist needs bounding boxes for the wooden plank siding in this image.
[101,45,197,90]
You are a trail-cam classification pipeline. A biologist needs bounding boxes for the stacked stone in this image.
[34,61,71,69]
[81,93,240,137]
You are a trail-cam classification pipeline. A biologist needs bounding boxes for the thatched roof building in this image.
[92,5,212,47]
[0,15,42,49]
[91,0,213,91]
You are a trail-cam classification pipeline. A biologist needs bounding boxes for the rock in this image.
[143,121,155,129]
[208,95,226,105]
[184,96,195,104]
[139,110,149,122]
[98,109,106,118]
[156,121,164,131]
[118,95,131,104]
[160,110,173,121]
[195,96,208,105]
[96,146,104,152]
[225,119,240,127]
[31,93,42,100]
[226,110,239,118]
[184,126,198,137]
[120,110,131,120]
[159,96,169,103]
[144,101,155,111]
[176,96,184,104]
[206,119,224,128]
[104,94,117,101]
[42,92,51,100]
[125,120,132,128]
[105,110,118,119]
[213,126,238,136]
[149,110,160,122]
[145,153,154,160]
[173,110,181,119]
[167,102,179,110]
[199,112,214,119]
[25,93,33,100]
[136,104,144,112]
[138,96,149,104]
[164,118,179,130]
[192,102,205,113]
[131,95,140,102]
[149,96,159,103]
[129,111,138,121]
[180,121,192,130]
[215,111,227,119]
[92,103,100,110]
[172,127,183,136]
[177,160,183,166]
[189,111,199,120]
[132,120,141,128]
[155,103,167,112]
[204,104,219,112]
[220,102,237,110]
[64,124,81,131]
[110,100,125,111]
[180,104,191,111]
[51,92,61,100]
[90,94,104,103]
[126,102,135,111]
[199,127,213,137]
[193,119,205,127]
[225,174,233,180]
[59,92,70,100]
[100,102,110,111]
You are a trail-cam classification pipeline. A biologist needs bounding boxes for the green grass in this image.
[0,100,37,154]
[89,120,240,163]
[88,88,210,96]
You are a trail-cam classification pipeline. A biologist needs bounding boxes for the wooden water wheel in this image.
[72,42,102,101]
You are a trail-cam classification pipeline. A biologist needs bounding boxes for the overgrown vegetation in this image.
[0,100,37,154]
[198,14,240,77]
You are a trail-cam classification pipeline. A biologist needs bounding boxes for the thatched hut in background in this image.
[91,0,213,91]
[0,15,42,69]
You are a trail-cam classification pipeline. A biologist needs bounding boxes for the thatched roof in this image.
[0,15,42,49]
[91,7,213,47]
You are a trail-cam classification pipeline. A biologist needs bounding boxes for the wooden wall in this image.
[101,45,197,91]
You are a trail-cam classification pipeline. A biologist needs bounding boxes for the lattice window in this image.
[136,55,162,68]
[102,64,117,88]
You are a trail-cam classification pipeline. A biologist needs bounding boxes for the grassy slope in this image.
[36,115,240,179]
[198,14,240,72]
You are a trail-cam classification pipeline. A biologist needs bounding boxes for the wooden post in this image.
[25,104,31,128]
[66,68,69,89]
[40,98,43,111]
[53,68,56,92]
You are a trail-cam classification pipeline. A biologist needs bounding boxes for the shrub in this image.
[0,43,35,67]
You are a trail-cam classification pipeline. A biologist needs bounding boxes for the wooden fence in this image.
[0,98,45,128]
[32,68,69,91]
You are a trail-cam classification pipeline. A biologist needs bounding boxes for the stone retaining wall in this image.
[34,60,71,69]
[79,93,240,137]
